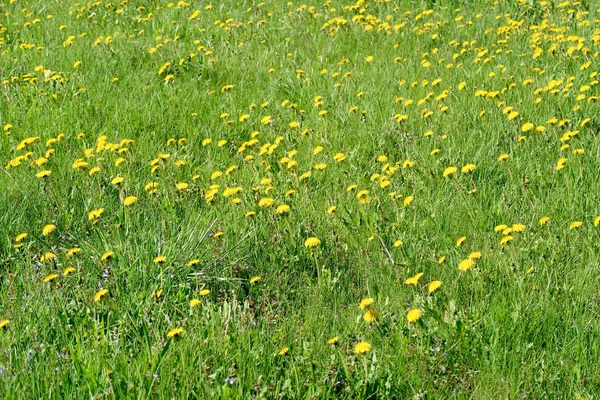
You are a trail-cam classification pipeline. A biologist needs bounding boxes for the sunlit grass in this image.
[1,0,600,398]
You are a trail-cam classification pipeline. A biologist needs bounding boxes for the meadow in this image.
[1,0,600,398]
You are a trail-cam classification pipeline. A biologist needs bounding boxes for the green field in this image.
[1,0,600,398]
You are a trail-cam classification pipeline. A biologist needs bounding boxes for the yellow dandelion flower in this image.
[67,248,82,257]
[304,237,321,248]
[354,341,372,354]
[36,170,51,178]
[101,251,114,261]
[521,122,534,132]
[404,272,423,285]
[154,256,166,264]
[359,297,374,310]
[278,347,289,355]
[539,216,550,225]
[363,310,378,322]
[258,198,274,207]
[407,309,422,323]
[44,274,59,283]
[458,258,475,271]
[250,276,261,284]
[88,208,104,221]
[276,204,290,214]
[0,320,9,329]
[123,196,138,206]
[200,289,210,296]
[462,164,477,173]
[456,236,466,246]
[428,281,442,293]
[570,221,583,230]
[190,299,201,307]
[94,288,108,302]
[111,177,124,185]
[41,252,56,262]
[512,224,526,232]
[443,166,457,177]
[63,267,76,276]
[327,336,339,345]
[167,328,184,338]
[42,224,56,236]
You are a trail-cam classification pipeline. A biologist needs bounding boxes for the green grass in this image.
[1,0,600,398]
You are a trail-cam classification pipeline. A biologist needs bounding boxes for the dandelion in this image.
[521,122,534,132]
[123,196,138,206]
[404,272,423,285]
[276,204,290,214]
[354,341,372,354]
[67,248,82,257]
[0,320,9,329]
[258,198,274,207]
[111,177,124,185]
[44,274,59,283]
[327,336,339,345]
[41,252,56,262]
[154,256,166,264]
[456,236,466,246]
[190,299,201,307]
[462,164,477,173]
[88,208,104,221]
[304,237,321,248]
[458,258,474,271]
[406,309,422,323]
[443,166,457,177]
[357,190,371,204]
[167,328,184,338]
[94,288,108,302]
[359,297,374,310]
[570,221,583,230]
[363,310,378,322]
[428,281,442,293]
[250,276,261,284]
[200,289,210,296]
[63,267,76,276]
[36,170,51,178]
[42,224,56,236]
[101,251,114,261]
